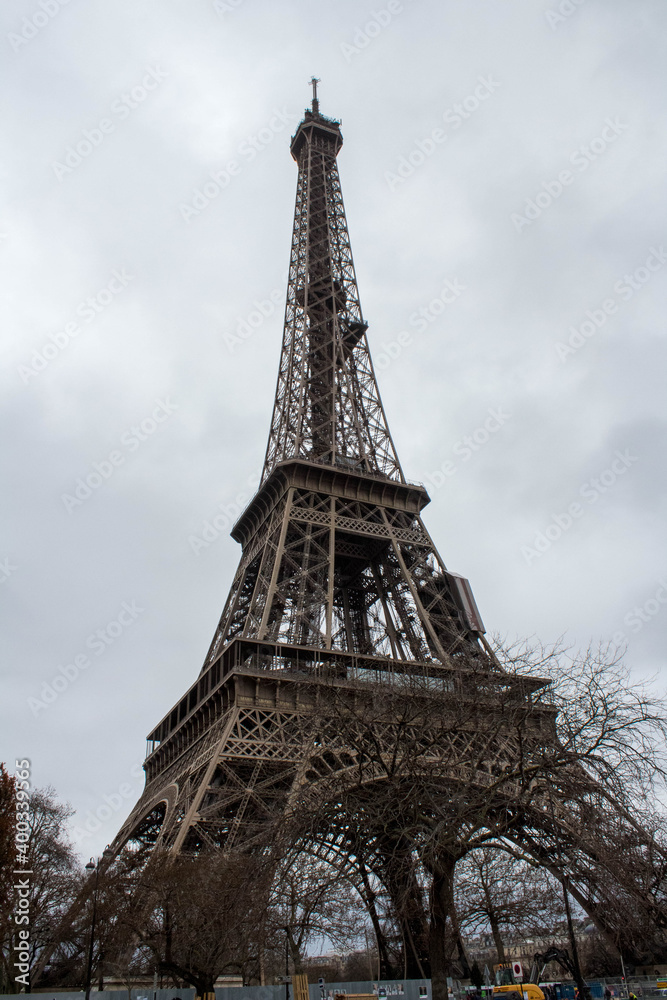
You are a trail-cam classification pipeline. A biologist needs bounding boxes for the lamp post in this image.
[560,875,588,1000]
[84,846,113,1000]
[547,793,589,1000]
[284,927,290,1000]
[619,949,629,999]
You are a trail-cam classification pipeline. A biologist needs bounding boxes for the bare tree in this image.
[267,855,366,973]
[25,641,667,1000]
[1,783,81,992]
[105,847,273,994]
[495,638,667,966]
[455,848,565,964]
[0,764,17,992]
[282,639,667,1000]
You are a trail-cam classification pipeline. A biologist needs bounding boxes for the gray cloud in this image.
[2,0,666,857]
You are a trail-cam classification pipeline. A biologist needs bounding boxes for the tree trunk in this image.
[358,858,395,978]
[563,879,589,1000]
[160,961,215,998]
[164,904,173,969]
[381,836,431,978]
[404,917,429,979]
[286,926,304,974]
[370,903,394,979]
[191,973,216,997]
[429,855,457,1000]
[450,903,471,980]
[484,890,506,965]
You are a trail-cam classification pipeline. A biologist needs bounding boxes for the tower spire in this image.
[197,97,490,667]
[262,93,403,483]
[310,75,320,114]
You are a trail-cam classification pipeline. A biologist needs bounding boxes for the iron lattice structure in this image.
[116,92,495,855]
[111,87,667,973]
[262,99,402,483]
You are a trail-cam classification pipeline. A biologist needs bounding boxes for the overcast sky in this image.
[2,0,666,860]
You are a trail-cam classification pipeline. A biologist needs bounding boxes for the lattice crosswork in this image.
[201,487,478,664]
[262,110,403,483]
[38,94,665,985]
[197,109,483,671]
[117,100,495,866]
[122,687,662,950]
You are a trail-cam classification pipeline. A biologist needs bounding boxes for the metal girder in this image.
[199,483,481,666]
[106,91,667,969]
[262,106,403,483]
[20,92,655,992]
[113,93,520,859]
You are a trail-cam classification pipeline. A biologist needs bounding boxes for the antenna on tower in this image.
[310,76,320,114]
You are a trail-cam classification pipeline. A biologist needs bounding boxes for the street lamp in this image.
[283,927,290,1000]
[547,793,589,1000]
[84,846,113,1000]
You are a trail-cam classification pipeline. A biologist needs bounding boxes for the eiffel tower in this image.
[109,82,667,977]
[113,79,497,858]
